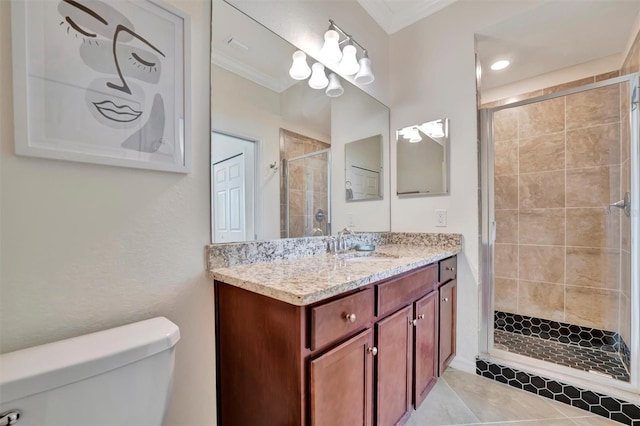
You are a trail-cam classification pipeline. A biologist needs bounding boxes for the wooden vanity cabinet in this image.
[310,329,374,426]
[413,290,439,407]
[438,255,457,375]
[438,278,457,375]
[214,255,457,426]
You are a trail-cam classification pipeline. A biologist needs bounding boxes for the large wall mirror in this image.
[211,0,390,243]
[396,118,450,197]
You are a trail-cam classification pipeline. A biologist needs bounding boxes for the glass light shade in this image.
[407,128,422,143]
[325,73,344,97]
[320,30,342,63]
[354,56,374,85]
[339,44,360,75]
[289,50,311,80]
[308,62,328,89]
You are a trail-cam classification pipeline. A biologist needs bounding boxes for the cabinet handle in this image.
[367,347,378,356]
[412,314,425,327]
[345,313,357,323]
[446,266,455,272]
[442,297,449,303]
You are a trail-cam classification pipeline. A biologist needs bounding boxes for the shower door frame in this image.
[283,148,332,238]
[479,73,640,393]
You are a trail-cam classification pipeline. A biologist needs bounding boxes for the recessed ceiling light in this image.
[490,60,510,71]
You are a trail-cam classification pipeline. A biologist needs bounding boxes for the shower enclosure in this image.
[480,74,639,392]
[283,149,331,238]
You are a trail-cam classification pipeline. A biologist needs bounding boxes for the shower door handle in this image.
[608,192,631,217]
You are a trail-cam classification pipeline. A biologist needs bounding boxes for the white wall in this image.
[331,83,390,232]
[0,1,216,425]
[389,0,545,372]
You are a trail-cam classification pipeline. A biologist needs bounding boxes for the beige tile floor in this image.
[409,369,620,425]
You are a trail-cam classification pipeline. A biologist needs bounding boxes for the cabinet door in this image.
[413,291,438,408]
[376,305,413,426]
[439,279,457,375]
[310,329,374,426]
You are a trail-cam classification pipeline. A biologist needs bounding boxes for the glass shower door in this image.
[482,74,639,390]
[284,149,331,238]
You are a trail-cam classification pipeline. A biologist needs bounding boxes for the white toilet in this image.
[0,317,180,426]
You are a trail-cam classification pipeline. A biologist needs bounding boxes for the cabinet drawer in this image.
[310,288,374,350]
[376,264,438,317]
[439,256,457,283]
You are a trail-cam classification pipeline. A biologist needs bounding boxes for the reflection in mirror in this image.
[345,135,382,202]
[396,118,449,197]
[211,0,390,242]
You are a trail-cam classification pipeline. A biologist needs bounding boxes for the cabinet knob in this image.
[446,266,455,272]
[412,319,418,326]
[442,297,449,303]
[419,314,425,320]
[345,313,357,323]
[367,347,378,356]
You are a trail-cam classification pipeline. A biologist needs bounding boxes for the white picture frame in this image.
[11,0,191,173]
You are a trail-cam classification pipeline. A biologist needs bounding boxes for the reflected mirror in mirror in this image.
[396,118,449,197]
[345,135,382,202]
[211,0,390,243]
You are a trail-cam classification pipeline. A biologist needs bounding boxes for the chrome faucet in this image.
[337,226,355,253]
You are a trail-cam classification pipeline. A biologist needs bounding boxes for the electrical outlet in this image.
[348,213,355,227]
[436,209,447,227]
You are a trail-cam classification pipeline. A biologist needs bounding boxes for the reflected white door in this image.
[213,154,246,242]
[349,165,379,200]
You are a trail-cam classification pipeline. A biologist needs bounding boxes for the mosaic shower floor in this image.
[495,330,630,382]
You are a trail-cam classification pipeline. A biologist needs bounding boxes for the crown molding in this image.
[358,0,458,34]
[212,48,290,93]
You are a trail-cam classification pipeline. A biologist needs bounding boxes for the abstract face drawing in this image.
[56,0,168,153]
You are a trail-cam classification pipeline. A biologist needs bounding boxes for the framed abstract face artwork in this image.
[11,0,191,173]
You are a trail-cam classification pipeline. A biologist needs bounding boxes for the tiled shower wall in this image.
[493,83,626,337]
[279,129,330,238]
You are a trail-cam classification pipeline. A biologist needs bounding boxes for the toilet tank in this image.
[0,317,180,426]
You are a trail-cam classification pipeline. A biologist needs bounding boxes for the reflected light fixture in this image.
[289,50,311,80]
[326,73,344,97]
[418,120,445,138]
[490,59,510,71]
[308,62,329,89]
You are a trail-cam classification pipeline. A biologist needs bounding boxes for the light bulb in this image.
[325,73,344,97]
[354,55,374,85]
[339,43,360,76]
[289,50,311,80]
[490,59,510,71]
[320,29,342,64]
[308,62,328,89]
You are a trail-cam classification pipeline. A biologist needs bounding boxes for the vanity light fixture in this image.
[320,24,342,64]
[289,50,311,80]
[323,19,375,84]
[490,59,510,71]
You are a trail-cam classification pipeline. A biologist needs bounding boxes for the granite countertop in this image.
[210,242,461,306]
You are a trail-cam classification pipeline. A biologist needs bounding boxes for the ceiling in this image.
[357,0,639,91]
[213,1,639,94]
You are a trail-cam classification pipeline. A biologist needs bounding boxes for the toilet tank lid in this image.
[0,317,180,404]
